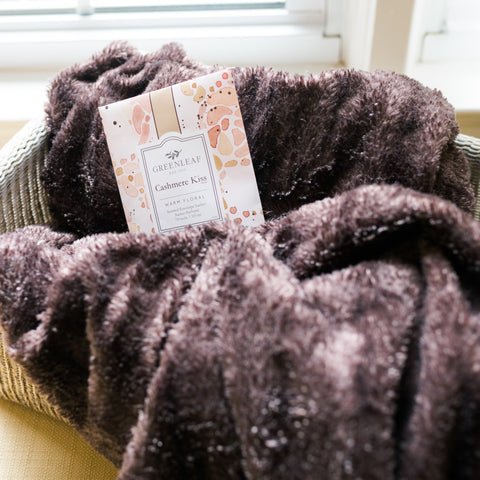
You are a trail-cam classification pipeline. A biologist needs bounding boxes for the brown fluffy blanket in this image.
[1,184,480,480]
[0,43,479,479]
[43,42,474,235]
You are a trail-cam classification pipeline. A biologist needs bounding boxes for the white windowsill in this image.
[0,74,49,122]
[408,61,480,112]
[422,31,480,63]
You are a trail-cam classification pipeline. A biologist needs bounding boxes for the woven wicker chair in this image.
[0,118,479,478]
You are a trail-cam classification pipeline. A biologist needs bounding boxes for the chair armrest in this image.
[0,118,52,234]
[455,133,480,221]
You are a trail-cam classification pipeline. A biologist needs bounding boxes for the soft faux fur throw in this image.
[1,43,479,479]
[43,42,474,235]
[1,185,480,480]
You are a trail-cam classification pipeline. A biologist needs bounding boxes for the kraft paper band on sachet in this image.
[99,69,265,234]
[149,88,181,136]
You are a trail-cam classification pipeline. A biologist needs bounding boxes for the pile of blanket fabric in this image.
[1,42,480,479]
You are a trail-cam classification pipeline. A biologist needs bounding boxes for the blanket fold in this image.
[1,184,480,479]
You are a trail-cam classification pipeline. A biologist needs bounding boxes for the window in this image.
[1,0,479,125]
[420,0,480,62]
[405,0,480,112]
[0,0,341,69]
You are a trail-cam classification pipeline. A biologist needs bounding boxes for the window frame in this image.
[0,0,341,70]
